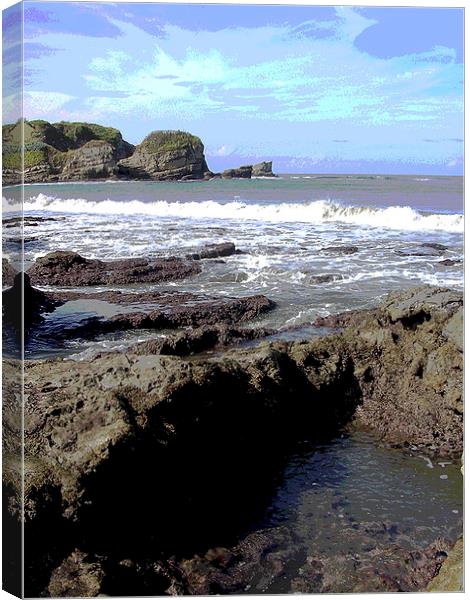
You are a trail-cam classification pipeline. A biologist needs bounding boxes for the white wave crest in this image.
[10,193,464,233]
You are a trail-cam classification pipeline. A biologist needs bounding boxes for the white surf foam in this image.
[11,194,464,233]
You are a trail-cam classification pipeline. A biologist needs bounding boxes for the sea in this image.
[2,173,464,357]
[2,174,464,588]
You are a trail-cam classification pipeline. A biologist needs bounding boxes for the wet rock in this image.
[427,537,463,591]
[290,537,453,593]
[27,250,201,286]
[395,245,445,257]
[5,285,463,595]
[309,274,343,284]
[3,216,62,228]
[80,294,275,337]
[48,551,105,597]
[252,161,276,177]
[186,242,236,260]
[3,272,59,331]
[423,242,448,252]
[439,259,462,266]
[2,258,17,287]
[222,165,253,179]
[130,325,275,356]
[20,287,275,341]
[322,245,359,255]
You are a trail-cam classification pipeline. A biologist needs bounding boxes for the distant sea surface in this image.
[3,173,464,354]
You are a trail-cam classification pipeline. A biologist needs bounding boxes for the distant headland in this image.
[2,119,276,185]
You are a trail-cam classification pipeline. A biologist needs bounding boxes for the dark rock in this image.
[48,551,105,597]
[423,243,448,252]
[252,161,276,177]
[74,294,275,338]
[186,242,236,260]
[117,130,208,181]
[439,259,462,266]
[3,272,59,331]
[309,274,343,284]
[395,245,446,257]
[130,325,275,356]
[2,258,17,287]
[222,165,252,179]
[322,245,359,255]
[4,285,462,596]
[27,250,201,286]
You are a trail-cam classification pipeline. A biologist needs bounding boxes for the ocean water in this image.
[3,176,464,589]
[2,174,464,356]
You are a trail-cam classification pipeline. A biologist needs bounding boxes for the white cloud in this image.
[24,91,75,115]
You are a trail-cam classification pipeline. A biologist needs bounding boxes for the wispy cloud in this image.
[10,3,464,174]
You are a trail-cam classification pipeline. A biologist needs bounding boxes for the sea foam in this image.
[6,193,464,233]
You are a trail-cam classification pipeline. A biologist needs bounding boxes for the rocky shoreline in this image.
[2,243,463,595]
[2,120,276,184]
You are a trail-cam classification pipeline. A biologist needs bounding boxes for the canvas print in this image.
[2,1,464,597]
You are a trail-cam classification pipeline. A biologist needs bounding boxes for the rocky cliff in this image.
[2,120,135,184]
[2,119,276,184]
[117,130,212,180]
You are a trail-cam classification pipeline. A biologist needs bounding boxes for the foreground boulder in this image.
[117,130,210,180]
[2,285,462,595]
[27,251,202,286]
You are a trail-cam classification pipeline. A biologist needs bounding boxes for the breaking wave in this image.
[8,193,464,233]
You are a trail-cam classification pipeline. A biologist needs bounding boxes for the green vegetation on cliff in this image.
[2,120,210,183]
[2,119,135,183]
[141,130,203,154]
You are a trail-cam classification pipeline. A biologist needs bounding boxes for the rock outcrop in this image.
[117,130,211,180]
[2,119,135,184]
[2,285,462,596]
[222,165,253,179]
[27,250,201,286]
[2,258,17,287]
[252,161,276,177]
[427,537,463,592]
[3,120,278,183]
[186,242,237,260]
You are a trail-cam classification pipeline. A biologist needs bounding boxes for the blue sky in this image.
[3,2,464,174]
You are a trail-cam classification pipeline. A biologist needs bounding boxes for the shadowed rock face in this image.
[27,251,202,286]
[2,258,17,287]
[2,286,462,596]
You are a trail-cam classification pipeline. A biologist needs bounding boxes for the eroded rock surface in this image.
[3,285,462,596]
[117,130,210,181]
[27,251,202,286]
[2,258,17,287]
